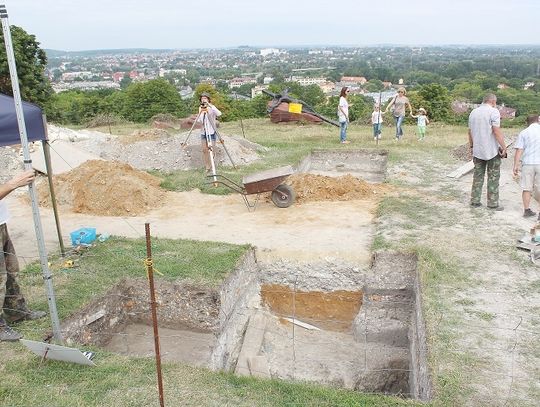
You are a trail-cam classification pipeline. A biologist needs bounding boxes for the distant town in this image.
[46,45,540,118]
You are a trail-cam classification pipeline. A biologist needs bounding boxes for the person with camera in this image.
[197,92,222,172]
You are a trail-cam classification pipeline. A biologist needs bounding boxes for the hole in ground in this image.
[60,251,431,400]
[298,148,388,182]
[61,278,220,366]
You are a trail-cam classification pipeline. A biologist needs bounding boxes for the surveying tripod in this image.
[181,107,236,183]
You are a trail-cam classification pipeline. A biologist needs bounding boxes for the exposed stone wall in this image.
[210,249,261,370]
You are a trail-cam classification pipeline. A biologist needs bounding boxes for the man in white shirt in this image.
[468,93,507,210]
[1,170,47,341]
[513,115,540,218]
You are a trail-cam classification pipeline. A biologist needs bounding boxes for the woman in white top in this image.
[337,87,350,144]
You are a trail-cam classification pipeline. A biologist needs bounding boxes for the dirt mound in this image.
[451,143,472,162]
[38,160,165,216]
[68,126,262,172]
[121,128,171,144]
[287,173,388,203]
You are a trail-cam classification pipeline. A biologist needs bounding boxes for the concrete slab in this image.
[248,355,271,378]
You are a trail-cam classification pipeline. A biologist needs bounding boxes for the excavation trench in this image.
[60,149,431,400]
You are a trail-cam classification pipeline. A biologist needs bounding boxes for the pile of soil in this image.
[451,143,472,162]
[287,173,388,203]
[38,160,165,216]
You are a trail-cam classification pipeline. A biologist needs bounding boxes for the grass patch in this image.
[0,345,418,407]
[22,236,249,325]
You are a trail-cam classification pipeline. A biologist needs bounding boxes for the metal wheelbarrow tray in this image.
[208,165,296,210]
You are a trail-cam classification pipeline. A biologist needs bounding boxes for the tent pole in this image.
[0,5,63,343]
[41,116,65,257]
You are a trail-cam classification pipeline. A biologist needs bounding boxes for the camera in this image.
[200,102,208,108]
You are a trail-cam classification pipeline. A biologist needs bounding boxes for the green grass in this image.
[0,349,418,407]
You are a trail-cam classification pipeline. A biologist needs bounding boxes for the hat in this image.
[200,92,211,100]
[418,107,426,113]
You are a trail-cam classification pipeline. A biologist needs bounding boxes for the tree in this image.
[0,25,52,106]
[364,79,384,92]
[451,82,484,103]
[123,79,188,122]
[119,74,132,90]
[408,83,452,121]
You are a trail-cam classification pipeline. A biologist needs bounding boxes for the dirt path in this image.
[7,189,376,265]
[383,152,540,406]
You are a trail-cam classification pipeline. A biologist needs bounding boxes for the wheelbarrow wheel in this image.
[271,184,295,208]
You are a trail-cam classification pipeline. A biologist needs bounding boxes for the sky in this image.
[4,0,540,51]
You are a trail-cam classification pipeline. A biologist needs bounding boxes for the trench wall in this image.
[210,248,261,370]
[353,251,433,399]
[297,148,388,183]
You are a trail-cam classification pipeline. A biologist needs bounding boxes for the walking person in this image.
[196,92,222,172]
[371,104,384,140]
[337,87,350,144]
[469,93,507,210]
[1,170,47,341]
[384,87,412,140]
[411,108,429,141]
[513,115,540,218]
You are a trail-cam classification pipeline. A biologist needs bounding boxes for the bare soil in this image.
[36,160,165,216]
[261,284,363,332]
[287,173,391,203]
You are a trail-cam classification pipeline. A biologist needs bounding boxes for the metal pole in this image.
[180,110,203,147]
[0,5,63,342]
[376,91,382,146]
[234,92,247,139]
[41,116,65,257]
[144,223,165,407]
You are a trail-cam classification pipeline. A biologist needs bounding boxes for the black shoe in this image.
[524,208,536,217]
[0,324,23,341]
[488,206,504,211]
[470,202,482,208]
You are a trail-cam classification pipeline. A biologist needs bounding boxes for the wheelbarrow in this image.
[207,165,296,210]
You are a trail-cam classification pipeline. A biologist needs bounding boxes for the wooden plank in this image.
[446,160,474,178]
[283,317,321,331]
